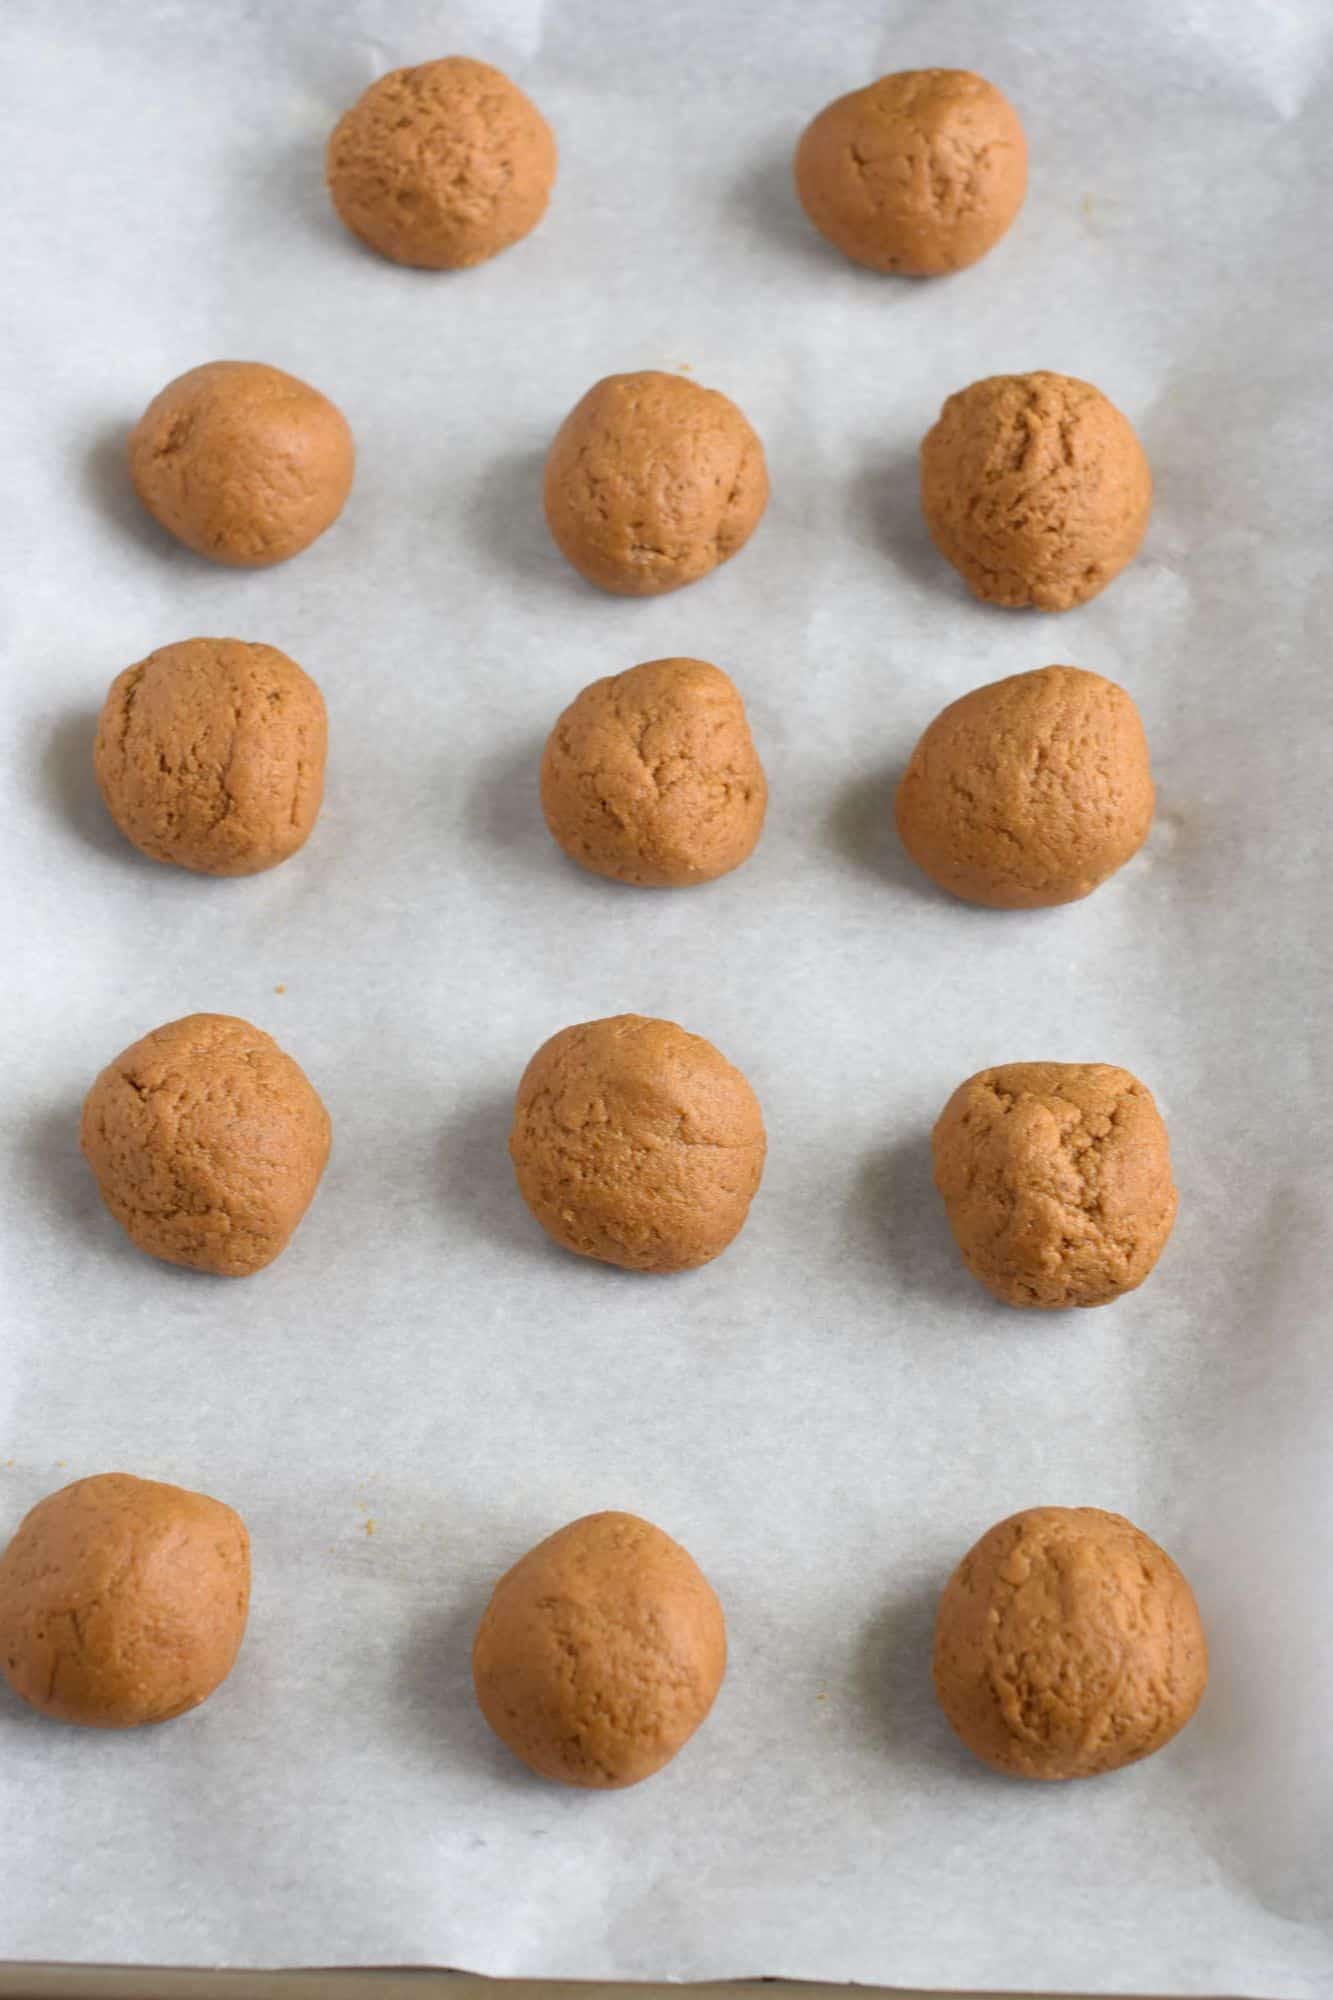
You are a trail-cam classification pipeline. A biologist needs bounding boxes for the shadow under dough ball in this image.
[129,360,354,566]
[933,1506,1207,1779]
[932,1062,1177,1308]
[509,1014,766,1272]
[80,1013,331,1276]
[326,56,556,269]
[894,665,1153,907]
[543,371,768,595]
[794,68,1026,275]
[541,657,767,886]
[920,371,1152,610]
[0,1472,250,1728]
[94,638,327,876]
[473,1510,726,1787]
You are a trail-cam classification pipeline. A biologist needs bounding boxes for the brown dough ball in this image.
[794,68,1027,276]
[541,658,767,887]
[0,1472,250,1729]
[93,638,327,877]
[920,372,1152,610]
[933,1506,1207,1779]
[509,1014,766,1273]
[473,1510,726,1787]
[326,57,556,270]
[543,371,768,596]
[894,666,1154,908]
[80,1013,331,1277]
[129,361,354,566]
[932,1062,1177,1308]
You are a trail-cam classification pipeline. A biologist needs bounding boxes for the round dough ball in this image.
[93,638,327,877]
[0,1472,250,1728]
[129,361,354,566]
[933,1506,1207,1779]
[543,371,768,596]
[541,657,767,887]
[932,1062,1177,1308]
[80,1013,331,1277]
[920,371,1152,610]
[509,1014,766,1272]
[473,1510,726,1787]
[894,665,1153,908]
[794,68,1026,276]
[326,57,556,270]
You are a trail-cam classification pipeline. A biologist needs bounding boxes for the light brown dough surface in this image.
[129,361,354,566]
[920,371,1151,610]
[0,1472,250,1729]
[80,1013,331,1277]
[473,1510,726,1787]
[326,57,556,269]
[894,665,1154,908]
[509,1014,766,1272]
[94,638,327,877]
[543,371,768,596]
[932,1062,1177,1308]
[794,68,1027,275]
[541,657,767,886]
[933,1506,1207,1779]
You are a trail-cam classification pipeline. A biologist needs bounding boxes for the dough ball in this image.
[543,371,768,596]
[129,361,354,566]
[894,666,1153,908]
[932,1062,1176,1308]
[80,1013,331,1277]
[541,657,767,887]
[920,371,1152,610]
[794,68,1026,276]
[509,1014,766,1272]
[0,1472,250,1729]
[933,1506,1207,1779]
[326,57,556,270]
[473,1510,726,1787]
[93,638,327,877]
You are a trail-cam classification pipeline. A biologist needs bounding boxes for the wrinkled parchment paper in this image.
[2,0,1331,1989]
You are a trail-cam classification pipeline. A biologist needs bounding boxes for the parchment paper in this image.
[2,0,1331,1990]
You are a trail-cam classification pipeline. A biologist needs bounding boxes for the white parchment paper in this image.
[2,0,1332,1989]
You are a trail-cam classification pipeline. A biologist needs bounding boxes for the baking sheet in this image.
[2,0,1331,1990]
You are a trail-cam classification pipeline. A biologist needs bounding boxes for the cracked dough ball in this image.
[0,1472,250,1729]
[933,1506,1207,1779]
[543,371,768,596]
[326,57,556,270]
[129,361,354,566]
[509,1014,766,1272]
[920,371,1152,610]
[794,68,1026,275]
[473,1510,726,1787]
[93,638,327,877]
[894,665,1153,908]
[80,1013,331,1277]
[541,657,767,887]
[932,1062,1176,1308]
